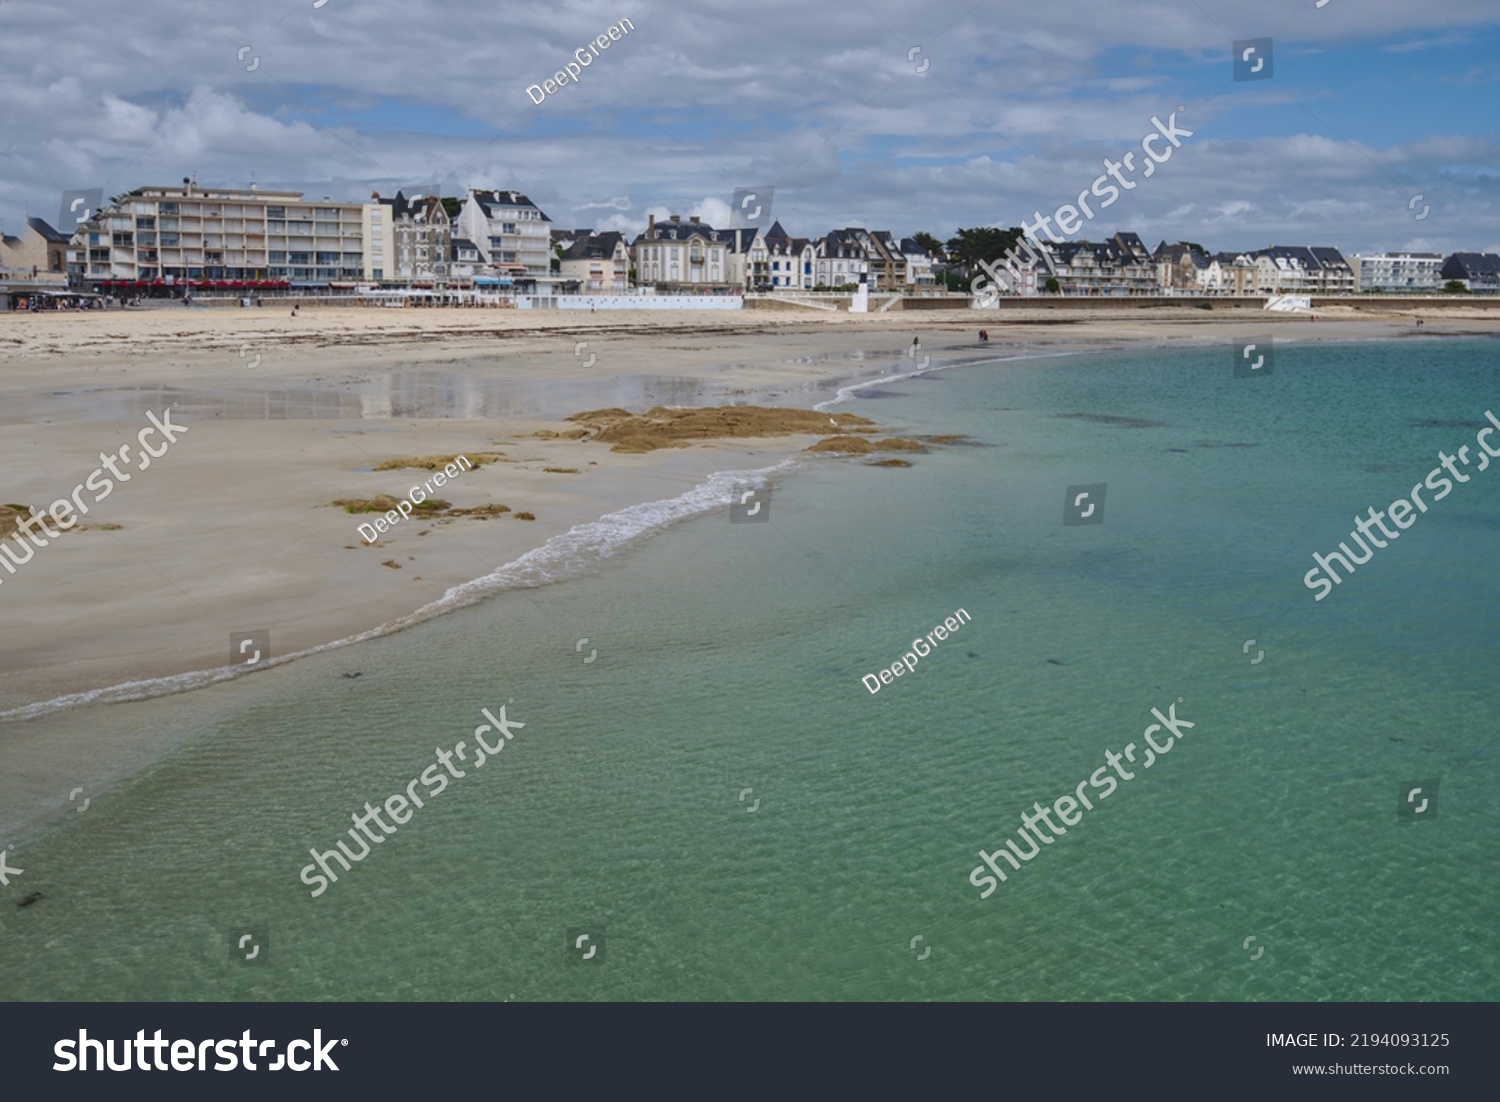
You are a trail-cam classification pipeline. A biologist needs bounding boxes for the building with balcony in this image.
[1350,252,1443,293]
[372,191,453,282]
[454,189,552,280]
[64,181,371,293]
[1043,231,1157,296]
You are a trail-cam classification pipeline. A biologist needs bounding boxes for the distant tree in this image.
[1441,279,1470,294]
[1044,276,1061,294]
[910,232,945,261]
[440,197,463,218]
[944,226,1031,276]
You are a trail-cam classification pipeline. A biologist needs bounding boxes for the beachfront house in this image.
[1439,253,1500,293]
[900,238,937,287]
[453,189,553,281]
[630,214,733,290]
[812,230,871,289]
[559,231,630,292]
[1154,240,1225,294]
[762,222,814,289]
[370,191,453,282]
[712,226,767,291]
[1,217,71,281]
[1350,252,1443,293]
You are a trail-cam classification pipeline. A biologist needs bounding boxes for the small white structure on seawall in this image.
[1265,294,1313,313]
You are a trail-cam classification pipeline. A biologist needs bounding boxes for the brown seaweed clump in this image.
[565,406,878,453]
[805,436,927,456]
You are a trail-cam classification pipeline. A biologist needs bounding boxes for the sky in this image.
[1,0,1497,256]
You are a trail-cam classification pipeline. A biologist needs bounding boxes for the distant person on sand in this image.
[979,329,989,342]
[291,304,300,317]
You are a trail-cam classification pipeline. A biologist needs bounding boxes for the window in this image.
[317,207,338,218]
[289,252,311,265]
[159,234,178,247]
[269,251,287,263]
[315,222,339,235]
[158,202,179,215]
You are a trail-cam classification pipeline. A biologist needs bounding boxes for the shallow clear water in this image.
[3,337,1497,1000]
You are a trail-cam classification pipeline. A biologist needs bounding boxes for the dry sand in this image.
[1,303,1493,717]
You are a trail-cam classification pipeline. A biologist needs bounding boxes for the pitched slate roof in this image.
[470,189,549,220]
[1440,252,1500,281]
[27,217,70,243]
[561,231,626,261]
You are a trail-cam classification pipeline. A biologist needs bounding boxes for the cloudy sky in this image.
[2,0,1497,255]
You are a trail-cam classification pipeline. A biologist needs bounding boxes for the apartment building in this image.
[65,181,370,290]
[1350,252,1443,293]
[1043,231,1156,296]
[453,189,552,279]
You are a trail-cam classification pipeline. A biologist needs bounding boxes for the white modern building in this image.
[454,189,553,279]
[1351,252,1443,293]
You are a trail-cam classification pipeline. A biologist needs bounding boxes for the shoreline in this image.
[2,308,1496,842]
[3,307,1492,717]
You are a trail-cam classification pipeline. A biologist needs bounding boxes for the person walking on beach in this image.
[979,329,989,343]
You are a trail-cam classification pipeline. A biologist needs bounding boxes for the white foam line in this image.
[813,349,1082,412]
[0,458,803,726]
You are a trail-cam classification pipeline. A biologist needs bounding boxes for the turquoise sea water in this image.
[3,336,1497,1001]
